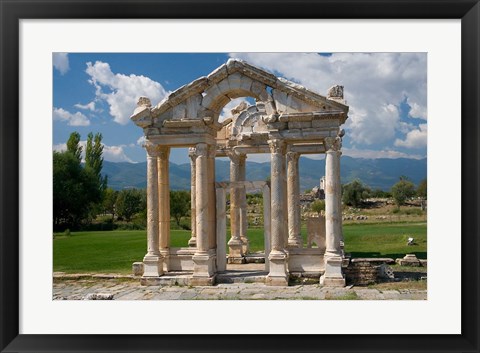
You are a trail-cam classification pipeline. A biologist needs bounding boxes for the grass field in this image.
[53,222,426,274]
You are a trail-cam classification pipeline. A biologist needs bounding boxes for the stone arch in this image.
[130,58,350,288]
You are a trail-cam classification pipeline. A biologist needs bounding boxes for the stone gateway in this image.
[130,59,349,287]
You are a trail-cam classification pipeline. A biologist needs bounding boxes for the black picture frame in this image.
[1,1,479,352]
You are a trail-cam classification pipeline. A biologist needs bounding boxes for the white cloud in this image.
[342,147,424,159]
[407,97,427,120]
[136,136,146,146]
[74,101,96,111]
[53,53,70,75]
[229,52,427,146]
[219,97,250,121]
[85,61,168,125]
[52,140,133,162]
[394,123,427,149]
[102,145,135,163]
[53,143,67,152]
[53,107,90,126]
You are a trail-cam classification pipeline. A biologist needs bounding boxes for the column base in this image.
[160,249,171,272]
[266,250,288,286]
[192,250,216,281]
[228,238,244,262]
[241,236,250,255]
[287,236,303,248]
[142,254,164,277]
[320,255,345,287]
[188,236,197,247]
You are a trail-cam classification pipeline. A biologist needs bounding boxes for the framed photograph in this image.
[1,1,479,352]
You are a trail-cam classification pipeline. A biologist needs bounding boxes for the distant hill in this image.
[102,156,427,192]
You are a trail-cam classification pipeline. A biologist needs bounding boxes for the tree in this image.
[391,178,416,206]
[85,132,107,190]
[53,131,109,229]
[310,199,325,215]
[103,188,118,220]
[417,179,427,199]
[116,189,143,222]
[342,179,370,207]
[53,150,99,229]
[170,190,191,228]
[66,131,82,162]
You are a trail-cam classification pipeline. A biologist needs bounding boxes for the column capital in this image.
[268,139,287,154]
[226,150,246,164]
[207,144,217,159]
[324,136,342,152]
[145,143,169,158]
[191,143,208,158]
[286,151,300,163]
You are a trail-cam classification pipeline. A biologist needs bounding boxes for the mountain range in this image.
[102,156,426,192]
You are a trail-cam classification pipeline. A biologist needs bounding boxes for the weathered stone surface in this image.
[131,59,349,288]
[396,254,421,266]
[132,262,144,276]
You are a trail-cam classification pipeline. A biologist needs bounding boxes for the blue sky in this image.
[53,53,427,164]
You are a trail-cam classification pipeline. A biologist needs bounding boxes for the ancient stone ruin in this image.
[130,59,349,286]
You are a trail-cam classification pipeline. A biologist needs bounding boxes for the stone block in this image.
[132,262,144,276]
[288,121,312,129]
[395,254,421,266]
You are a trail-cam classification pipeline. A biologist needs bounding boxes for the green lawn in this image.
[53,222,426,274]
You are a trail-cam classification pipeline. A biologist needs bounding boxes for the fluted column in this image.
[207,145,217,250]
[188,147,197,247]
[142,144,163,277]
[227,151,244,263]
[320,136,345,287]
[238,153,249,255]
[266,139,288,286]
[157,146,170,272]
[191,143,215,285]
[287,152,302,248]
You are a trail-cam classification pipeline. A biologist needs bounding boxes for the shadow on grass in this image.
[348,251,427,260]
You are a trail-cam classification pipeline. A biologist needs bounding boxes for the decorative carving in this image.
[145,143,170,159]
[262,114,278,124]
[230,101,248,115]
[268,139,286,154]
[286,151,300,164]
[194,143,208,157]
[137,96,152,107]
[207,145,216,159]
[188,146,198,160]
[327,85,344,99]
[226,150,246,165]
[324,136,342,152]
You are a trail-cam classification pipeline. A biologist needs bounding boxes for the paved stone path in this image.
[53,276,426,301]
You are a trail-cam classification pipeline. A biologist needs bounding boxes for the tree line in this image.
[53,132,191,231]
[342,176,427,208]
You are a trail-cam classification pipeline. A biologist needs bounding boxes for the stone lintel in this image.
[289,144,325,154]
[233,145,270,154]
[163,119,205,128]
[147,134,216,147]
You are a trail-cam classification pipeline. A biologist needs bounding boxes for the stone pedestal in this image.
[266,250,288,286]
[266,139,288,286]
[320,256,346,286]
